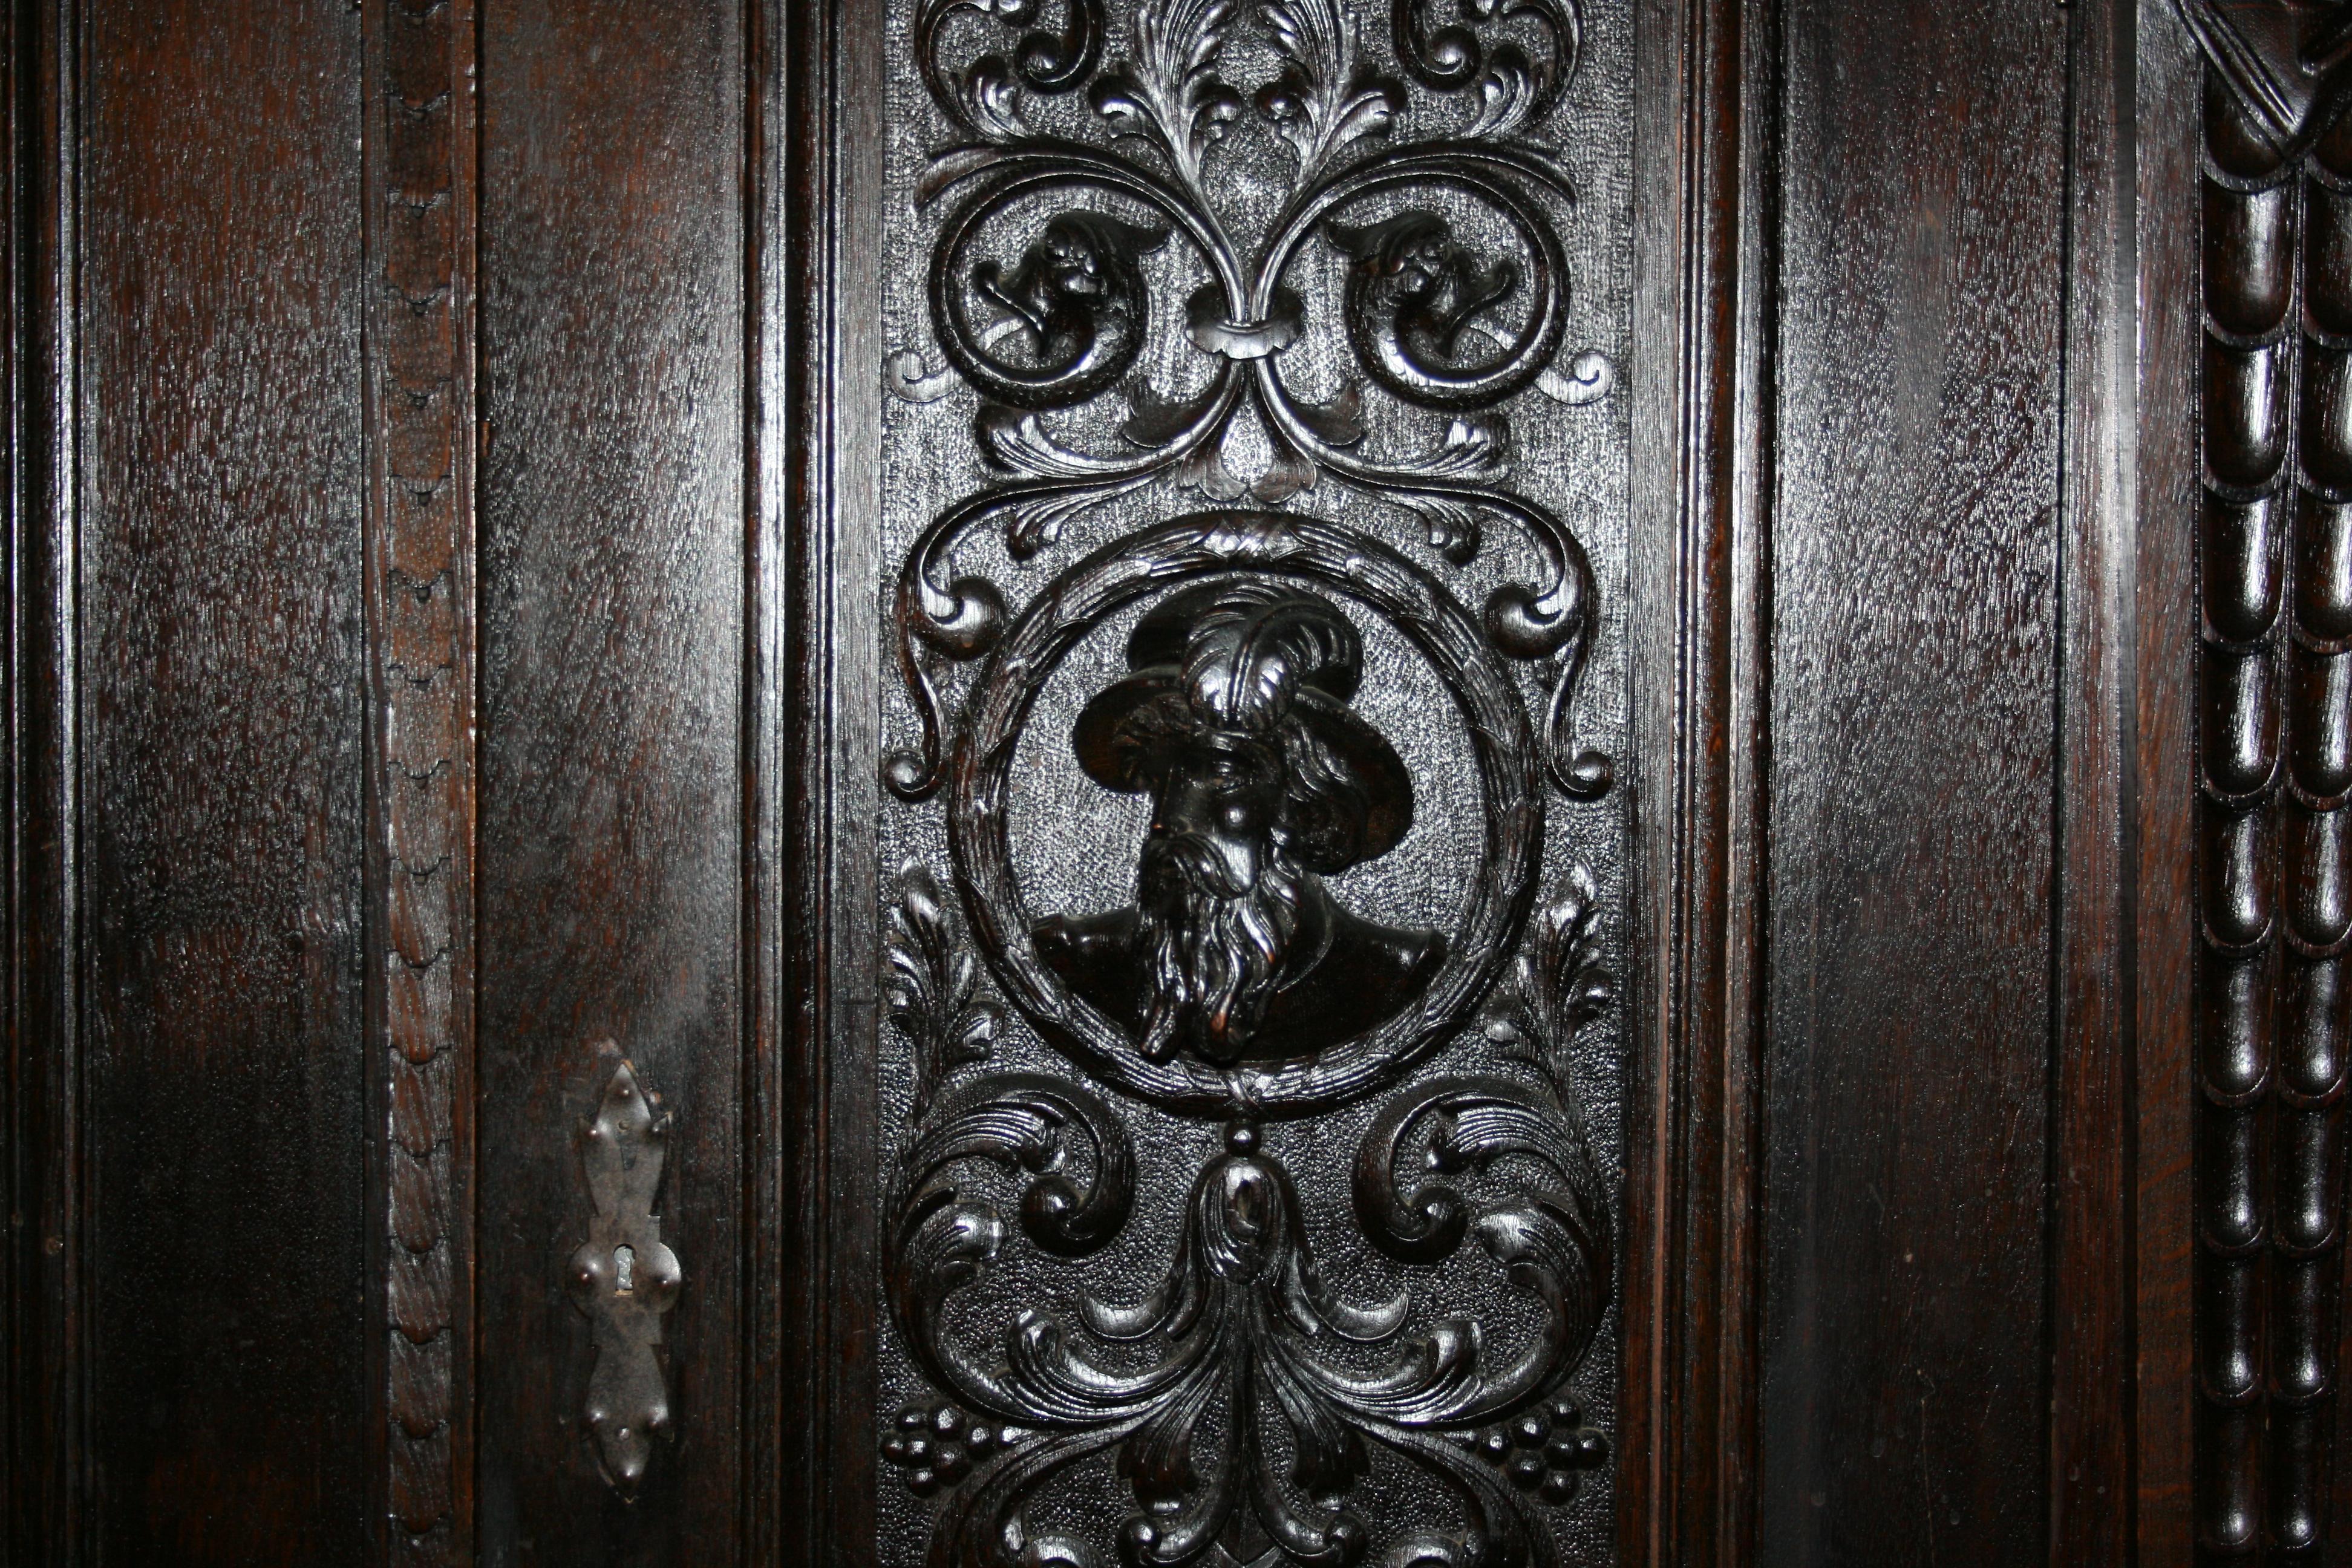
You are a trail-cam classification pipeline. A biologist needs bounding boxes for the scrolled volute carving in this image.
[899,1072,1140,1263]
[936,207,1171,410]
[887,1092,1610,1566]
[881,1,1620,1560]
[1323,207,1563,411]
[887,0,1615,805]
[918,0,1109,139]
[1392,0,1581,137]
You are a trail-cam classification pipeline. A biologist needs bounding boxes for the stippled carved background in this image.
[869,2,1634,1563]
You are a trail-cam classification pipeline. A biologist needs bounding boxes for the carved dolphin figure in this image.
[1326,209,1520,359]
[958,210,1169,407]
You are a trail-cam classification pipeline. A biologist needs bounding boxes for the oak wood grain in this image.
[2050,0,2138,1558]
[474,1,745,1560]
[78,1,370,1561]
[2136,5,2201,1563]
[1759,1,2068,1561]
[10,1,81,1560]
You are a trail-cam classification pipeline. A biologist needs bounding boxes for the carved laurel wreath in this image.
[880,3,1619,1565]
[885,0,1614,808]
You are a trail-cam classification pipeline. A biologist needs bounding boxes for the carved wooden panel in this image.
[2186,1,2352,1557]
[3,0,2180,1559]
[871,1,1632,1561]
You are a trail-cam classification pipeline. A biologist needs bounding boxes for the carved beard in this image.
[1132,831,1306,1066]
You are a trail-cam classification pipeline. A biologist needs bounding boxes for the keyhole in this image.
[615,1244,635,1294]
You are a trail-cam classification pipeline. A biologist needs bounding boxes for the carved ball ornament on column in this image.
[879,1,1620,1564]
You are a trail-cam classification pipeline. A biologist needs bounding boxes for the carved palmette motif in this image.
[2192,11,2352,1557]
[878,1,1620,1563]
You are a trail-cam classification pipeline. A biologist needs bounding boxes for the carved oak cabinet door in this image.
[0,0,2276,1563]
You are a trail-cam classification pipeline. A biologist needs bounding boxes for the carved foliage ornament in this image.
[886,0,1615,808]
[880,2,1618,1565]
[883,843,1616,1567]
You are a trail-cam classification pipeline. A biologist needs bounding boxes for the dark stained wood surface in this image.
[2135,4,2201,1561]
[1759,1,2068,1563]
[77,2,370,1561]
[774,0,885,1563]
[743,0,788,1561]
[11,0,79,1559]
[2,0,22,1547]
[1620,0,1773,1558]
[0,1,2246,1562]
[474,1,745,1561]
[364,0,482,1558]
[2049,0,2138,1558]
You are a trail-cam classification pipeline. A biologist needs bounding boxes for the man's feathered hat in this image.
[1071,579,1415,872]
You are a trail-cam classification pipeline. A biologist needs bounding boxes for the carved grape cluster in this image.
[1455,1397,1610,1508]
[880,0,1622,1558]
[881,1400,1030,1498]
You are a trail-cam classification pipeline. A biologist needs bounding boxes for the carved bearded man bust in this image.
[1033,580,1446,1067]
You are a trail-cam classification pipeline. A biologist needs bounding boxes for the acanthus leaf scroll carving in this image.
[891,862,1007,1123]
[885,0,1618,808]
[886,1065,1610,1566]
[1480,869,1612,1108]
[879,1,1622,1563]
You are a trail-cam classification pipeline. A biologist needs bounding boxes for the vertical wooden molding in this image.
[779,0,887,1559]
[2,0,16,1546]
[10,0,82,1558]
[2136,7,2203,1564]
[2178,3,2352,1556]
[2051,0,2139,1559]
[1624,0,1772,1560]
[744,0,788,1555]
[777,1,831,1555]
[2136,8,2201,1558]
[364,0,479,1561]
